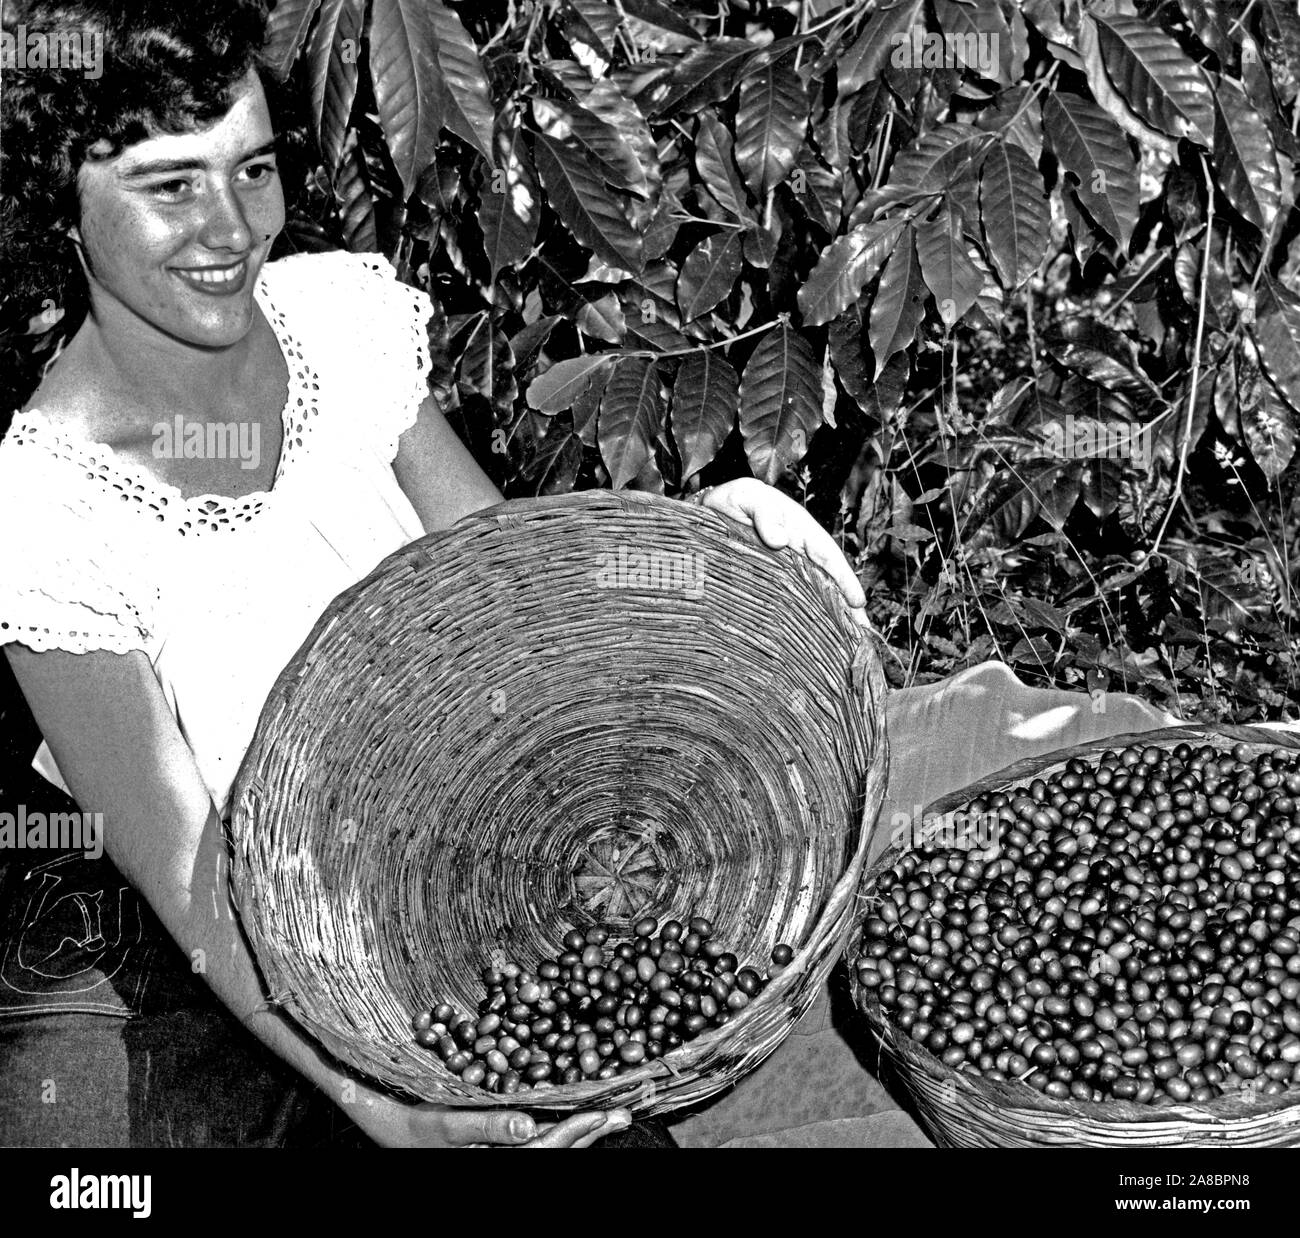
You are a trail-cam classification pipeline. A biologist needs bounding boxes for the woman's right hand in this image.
[348,1087,634,1147]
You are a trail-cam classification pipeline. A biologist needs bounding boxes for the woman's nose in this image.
[197,182,253,253]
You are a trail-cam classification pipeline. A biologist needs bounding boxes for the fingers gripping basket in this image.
[848,724,1300,1147]
[231,489,889,1115]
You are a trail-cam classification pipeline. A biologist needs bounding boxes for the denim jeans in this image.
[0,845,362,1148]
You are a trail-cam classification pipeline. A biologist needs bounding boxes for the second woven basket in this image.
[231,489,888,1115]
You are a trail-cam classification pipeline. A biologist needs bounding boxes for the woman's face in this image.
[71,69,284,350]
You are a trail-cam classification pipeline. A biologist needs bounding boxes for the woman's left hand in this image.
[695,479,869,625]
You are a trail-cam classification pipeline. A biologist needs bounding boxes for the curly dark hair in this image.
[0,0,310,431]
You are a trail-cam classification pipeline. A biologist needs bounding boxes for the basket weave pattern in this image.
[232,490,889,1113]
[848,724,1300,1147]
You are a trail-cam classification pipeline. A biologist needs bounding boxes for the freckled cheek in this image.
[82,198,191,287]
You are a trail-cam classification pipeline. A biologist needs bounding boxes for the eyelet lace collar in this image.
[6,273,320,536]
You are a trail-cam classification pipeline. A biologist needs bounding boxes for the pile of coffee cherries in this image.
[413,915,794,1094]
[857,741,1300,1107]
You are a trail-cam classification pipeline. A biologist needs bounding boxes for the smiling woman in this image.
[0,0,580,1150]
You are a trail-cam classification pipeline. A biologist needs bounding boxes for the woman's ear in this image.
[64,224,89,269]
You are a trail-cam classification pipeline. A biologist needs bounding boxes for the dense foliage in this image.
[265,0,1300,720]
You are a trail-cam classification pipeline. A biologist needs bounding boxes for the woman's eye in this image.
[150,179,194,200]
[241,161,279,185]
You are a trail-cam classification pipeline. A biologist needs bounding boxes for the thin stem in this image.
[482,0,520,52]
[626,315,787,359]
[1024,282,1038,371]
[1149,155,1215,559]
[871,111,894,191]
[670,211,748,229]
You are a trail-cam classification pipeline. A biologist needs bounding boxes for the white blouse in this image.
[0,250,432,816]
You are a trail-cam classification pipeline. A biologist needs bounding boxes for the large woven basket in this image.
[231,489,889,1115]
[849,723,1300,1147]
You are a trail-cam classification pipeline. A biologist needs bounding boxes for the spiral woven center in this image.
[573,824,668,921]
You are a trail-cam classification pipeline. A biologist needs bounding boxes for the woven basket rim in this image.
[849,722,1300,1134]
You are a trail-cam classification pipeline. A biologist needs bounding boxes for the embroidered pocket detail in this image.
[0,852,156,1018]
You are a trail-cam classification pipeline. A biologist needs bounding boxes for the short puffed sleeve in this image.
[256,250,434,465]
[0,422,159,655]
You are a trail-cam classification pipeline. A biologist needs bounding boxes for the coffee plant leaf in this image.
[968,241,1005,328]
[509,316,563,374]
[1173,242,1234,329]
[739,323,822,484]
[425,1,495,164]
[1042,89,1138,251]
[813,100,851,175]
[1022,0,1081,58]
[600,356,668,489]
[847,79,895,154]
[1059,185,1113,269]
[619,0,702,52]
[557,1,614,75]
[792,141,842,235]
[980,140,1050,288]
[671,351,740,481]
[1211,76,1282,236]
[526,354,616,414]
[734,55,807,197]
[1043,317,1160,399]
[827,301,872,410]
[333,128,378,251]
[695,113,755,223]
[1214,346,1240,438]
[571,363,611,447]
[477,123,540,279]
[265,0,321,80]
[309,0,366,175]
[1257,0,1300,104]
[742,216,782,270]
[915,202,983,327]
[976,85,1043,162]
[644,37,759,116]
[798,216,909,327]
[1061,377,1137,423]
[576,292,627,345]
[965,459,1080,550]
[890,123,990,194]
[933,0,1013,87]
[531,98,648,198]
[836,0,925,98]
[1092,13,1214,147]
[1253,276,1300,414]
[519,419,585,496]
[643,191,684,261]
[459,321,517,419]
[868,226,927,365]
[574,79,662,231]
[1238,342,1299,480]
[1175,0,1232,61]
[677,231,744,322]
[621,299,693,352]
[530,129,645,272]
[1080,457,1124,519]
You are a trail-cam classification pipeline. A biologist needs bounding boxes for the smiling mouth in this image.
[172,258,249,288]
